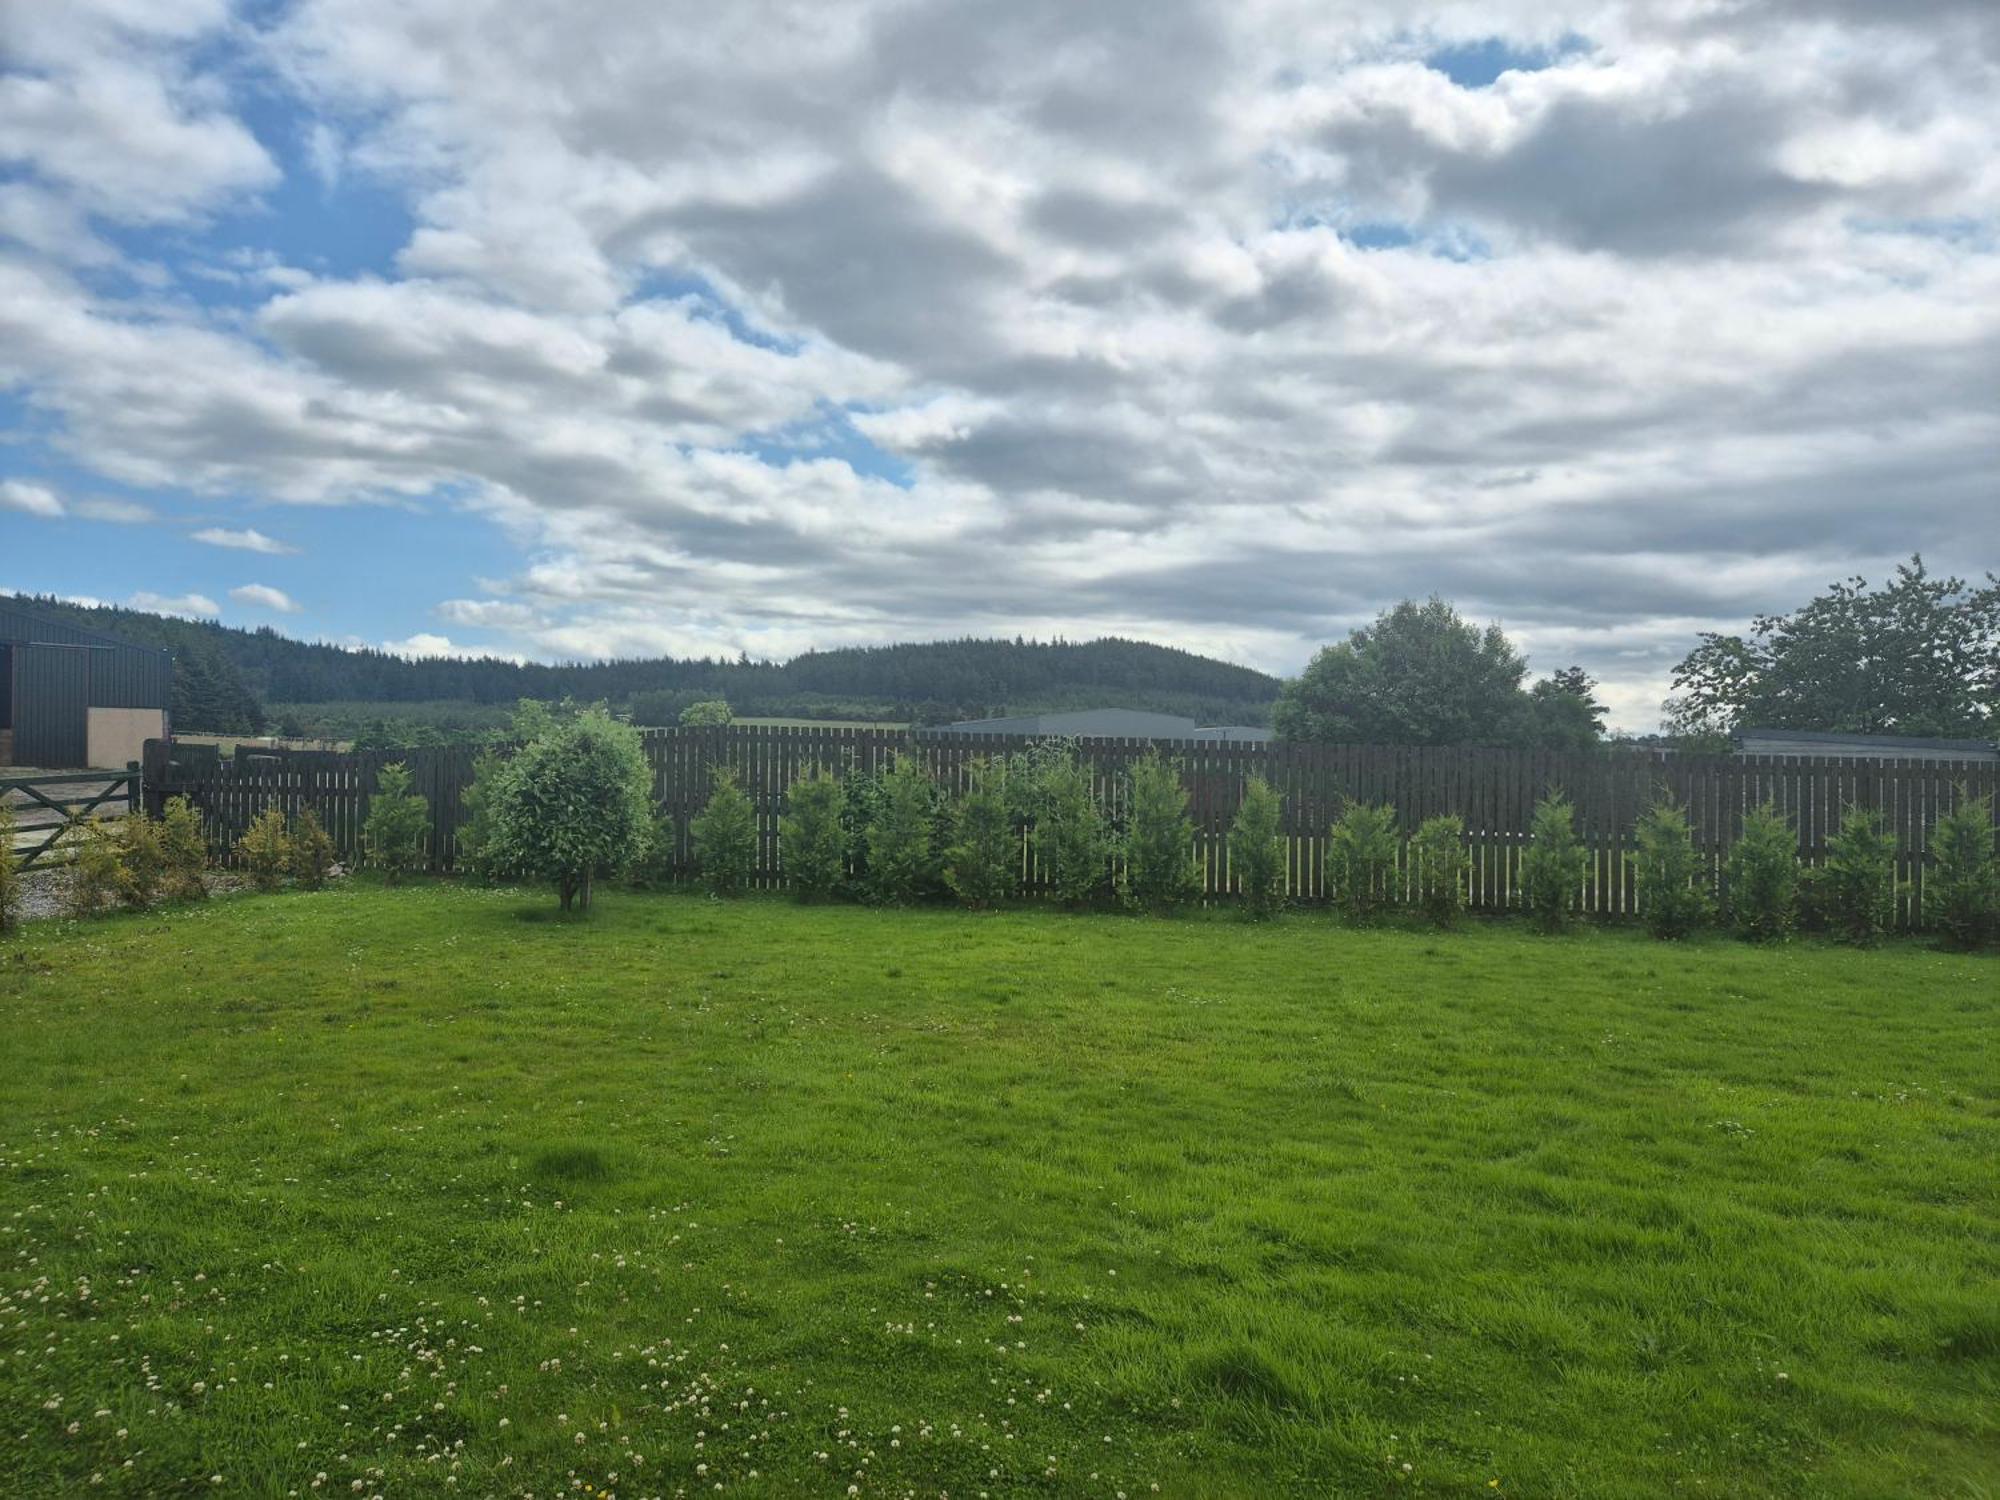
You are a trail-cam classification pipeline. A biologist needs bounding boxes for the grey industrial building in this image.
[0,602,173,769]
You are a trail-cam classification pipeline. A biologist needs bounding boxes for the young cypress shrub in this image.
[1922,790,1996,950]
[454,749,507,881]
[945,759,1017,909]
[1227,775,1284,919]
[1328,801,1400,922]
[838,765,885,896]
[1520,792,1588,933]
[690,767,757,896]
[780,767,848,902]
[62,817,127,918]
[363,763,429,883]
[289,808,338,890]
[1407,813,1468,929]
[0,804,20,934]
[1724,802,1797,941]
[1030,752,1111,907]
[1821,805,1898,945]
[1633,795,1712,939]
[235,806,293,892]
[115,811,166,910]
[867,755,940,903]
[1119,752,1199,912]
[159,796,210,901]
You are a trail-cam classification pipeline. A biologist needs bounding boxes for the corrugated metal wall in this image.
[13,644,92,767]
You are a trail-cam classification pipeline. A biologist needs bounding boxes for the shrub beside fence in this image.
[143,728,2000,926]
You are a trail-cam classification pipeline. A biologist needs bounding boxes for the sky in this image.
[1,0,1995,729]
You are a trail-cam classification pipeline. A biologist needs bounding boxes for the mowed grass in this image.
[1,887,1994,1499]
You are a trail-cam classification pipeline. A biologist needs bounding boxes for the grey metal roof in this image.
[935,708,1205,738]
[933,708,1273,741]
[0,600,158,653]
[1738,727,1997,762]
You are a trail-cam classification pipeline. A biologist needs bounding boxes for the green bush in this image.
[623,802,680,890]
[691,767,757,896]
[289,808,338,890]
[1633,795,1712,940]
[945,759,1017,909]
[454,749,508,881]
[679,699,734,727]
[159,796,210,901]
[363,763,429,883]
[1025,751,1110,907]
[1120,753,1198,912]
[115,811,166,909]
[867,755,940,903]
[1922,790,1996,950]
[1520,792,1588,933]
[62,817,126,918]
[0,804,19,934]
[1821,806,1898,946]
[1725,802,1797,941]
[485,710,655,911]
[1407,814,1468,928]
[1328,801,1399,922]
[1227,776,1285,919]
[235,807,293,892]
[780,767,848,902]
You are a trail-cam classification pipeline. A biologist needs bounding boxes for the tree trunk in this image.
[580,871,593,911]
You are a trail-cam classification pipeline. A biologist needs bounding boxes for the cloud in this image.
[129,590,220,618]
[0,0,1994,731]
[1,480,65,517]
[229,582,303,613]
[192,526,300,554]
[73,496,156,523]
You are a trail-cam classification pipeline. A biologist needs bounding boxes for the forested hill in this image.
[3,595,1281,733]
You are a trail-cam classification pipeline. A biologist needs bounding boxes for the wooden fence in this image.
[142,728,2000,925]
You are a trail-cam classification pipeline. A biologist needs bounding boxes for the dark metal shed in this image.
[0,602,173,768]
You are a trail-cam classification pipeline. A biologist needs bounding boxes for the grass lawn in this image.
[2,886,1995,1499]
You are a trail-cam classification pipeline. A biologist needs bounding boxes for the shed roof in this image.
[0,600,161,655]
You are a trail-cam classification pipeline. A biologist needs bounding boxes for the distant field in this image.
[2,889,1994,1497]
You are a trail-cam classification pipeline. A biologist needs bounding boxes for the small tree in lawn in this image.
[691,767,757,896]
[363,763,429,883]
[289,808,338,890]
[1724,802,1796,941]
[235,806,292,892]
[945,759,1017,909]
[679,699,733,727]
[1120,752,1199,912]
[1328,801,1400,922]
[1520,791,1588,933]
[1227,775,1284,919]
[485,710,653,912]
[1633,794,1711,939]
[1924,789,1997,950]
[780,767,848,902]
[1821,805,1898,946]
[159,796,209,901]
[867,754,939,903]
[1408,814,1468,928]
[0,804,19,934]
